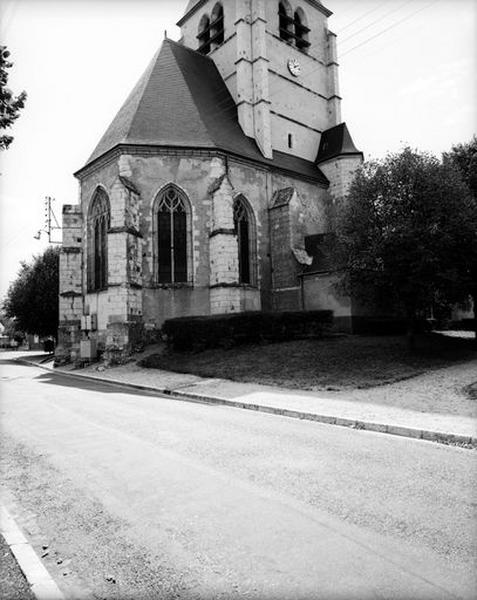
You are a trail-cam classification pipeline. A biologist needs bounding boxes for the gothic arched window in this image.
[211,3,225,47]
[233,195,256,285]
[294,8,310,51]
[154,185,191,284]
[197,14,211,54]
[278,1,293,41]
[87,188,110,292]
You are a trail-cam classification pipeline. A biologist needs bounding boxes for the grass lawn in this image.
[140,333,476,391]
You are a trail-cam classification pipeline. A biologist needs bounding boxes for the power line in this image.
[336,3,386,34]
[339,0,439,59]
[338,0,415,46]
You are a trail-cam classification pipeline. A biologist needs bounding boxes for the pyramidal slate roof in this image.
[81,39,328,184]
[315,122,363,164]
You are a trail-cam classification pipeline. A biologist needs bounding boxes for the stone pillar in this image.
[55,204,83,365]
[208,168,241,314]
[326,30,342,127]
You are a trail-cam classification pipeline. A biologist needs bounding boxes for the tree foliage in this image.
[334,147,477,335]
[442,136,477,329]
[0,45,27,150]
[3,247,59,337]
[443,135,477,197]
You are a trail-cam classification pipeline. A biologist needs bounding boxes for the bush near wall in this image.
[162,310,333,352]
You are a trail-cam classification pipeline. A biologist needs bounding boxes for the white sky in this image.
[0,0,475,298]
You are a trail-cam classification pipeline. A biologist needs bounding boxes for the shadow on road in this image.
[31,369,161,398]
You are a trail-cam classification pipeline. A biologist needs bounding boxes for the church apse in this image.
[56,0,364,363]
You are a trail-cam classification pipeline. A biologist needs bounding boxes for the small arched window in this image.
[154,185,191,284]
[278,1,293,41]
[87,188,110,292]
[294,8,310,51]
[233,195,256,285]
[197,14,211,54]
[211,3,224,47]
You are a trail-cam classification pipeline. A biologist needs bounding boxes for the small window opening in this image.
[288,133,293,149]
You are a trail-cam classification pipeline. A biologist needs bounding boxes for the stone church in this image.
[57,0,363,362]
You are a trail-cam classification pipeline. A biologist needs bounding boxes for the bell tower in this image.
[177,0,339,162]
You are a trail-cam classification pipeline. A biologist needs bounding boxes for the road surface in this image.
[1,357,476,599]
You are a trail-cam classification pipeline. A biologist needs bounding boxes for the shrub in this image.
[162,310,333,352]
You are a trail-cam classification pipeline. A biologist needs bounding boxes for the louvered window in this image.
[197,14,211,54]
[278,3,310,51]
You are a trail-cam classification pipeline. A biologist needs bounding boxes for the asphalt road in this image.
[1,358,476,599]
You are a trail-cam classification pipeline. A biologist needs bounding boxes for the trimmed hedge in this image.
[162,310,333,352]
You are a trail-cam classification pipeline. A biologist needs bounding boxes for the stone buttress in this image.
[101,165,144,363]
[208,167,241,314]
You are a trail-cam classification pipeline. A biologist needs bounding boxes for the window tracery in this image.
[154,185,190,284]
[233,195,256,285]
[87,188,110,292]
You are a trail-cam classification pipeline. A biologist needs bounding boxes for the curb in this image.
[0,506,65,600]
[14,358,477,448]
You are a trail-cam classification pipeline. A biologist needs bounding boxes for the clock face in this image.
[287,58,301,77]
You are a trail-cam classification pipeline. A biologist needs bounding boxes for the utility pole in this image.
[33,196,62,243]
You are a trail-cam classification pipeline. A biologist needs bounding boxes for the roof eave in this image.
[304,0,333,18]
[74,143,330,185]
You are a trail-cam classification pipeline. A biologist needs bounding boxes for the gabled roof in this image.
[80,39,328,185]
[315,122,363,164]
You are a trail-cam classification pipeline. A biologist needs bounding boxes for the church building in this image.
[57,0,363,363]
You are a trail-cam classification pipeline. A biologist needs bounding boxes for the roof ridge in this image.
[167,41,224,148]
[123,45,162,143]
[85,45,162,164]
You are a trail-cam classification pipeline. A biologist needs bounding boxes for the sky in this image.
[0,0,475,299]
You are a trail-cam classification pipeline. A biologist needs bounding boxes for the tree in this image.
[334,147,477,347]
[3,247,60,338]
[0,45,27,150]
[443,137,477,337]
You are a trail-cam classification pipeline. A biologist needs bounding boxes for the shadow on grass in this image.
[140,333,477,392]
